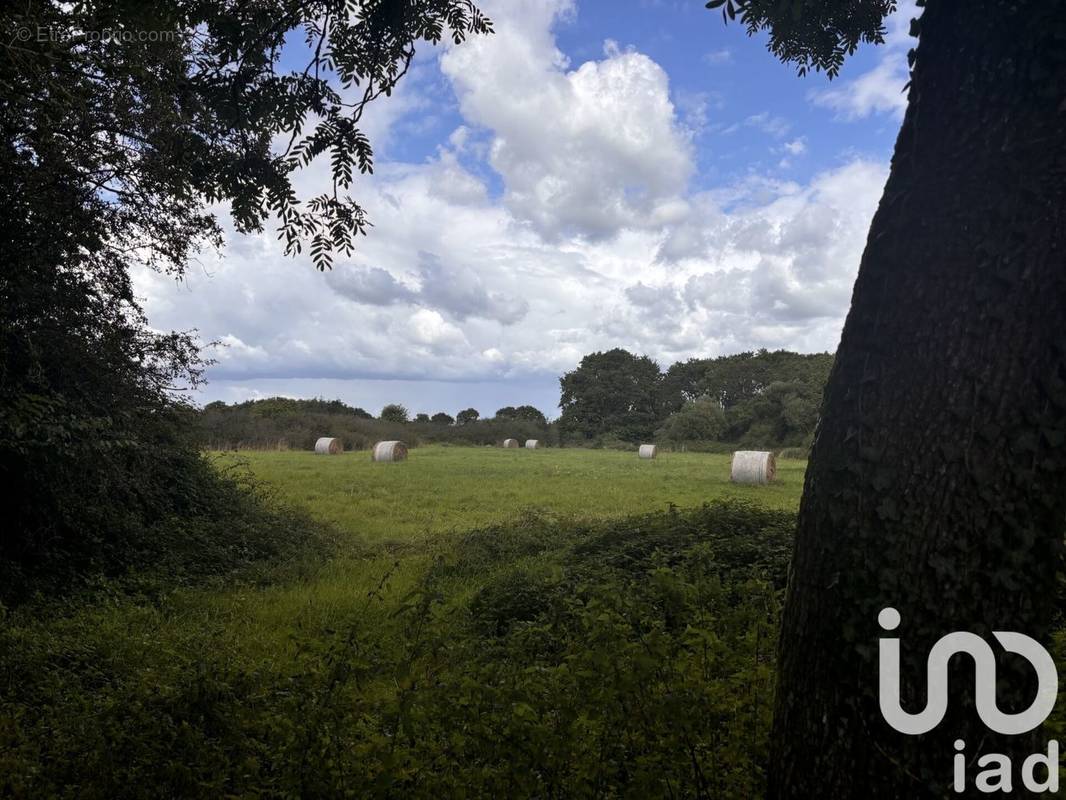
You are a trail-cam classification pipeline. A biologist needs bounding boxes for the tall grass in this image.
[2,447,808,797]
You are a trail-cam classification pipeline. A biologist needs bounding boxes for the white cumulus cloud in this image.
[131,0,895,415]
[440,0,692,239]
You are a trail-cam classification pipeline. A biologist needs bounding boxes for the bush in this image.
[656,396,727,448]
[0,501,791,798]
[468,564,561,636]
[0,442,335,604]
[588,433,638,450]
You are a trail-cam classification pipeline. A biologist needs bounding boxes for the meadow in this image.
[218,446,806,541]
[2,446,807,798]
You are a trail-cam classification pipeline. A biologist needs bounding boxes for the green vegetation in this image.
[196,397,554,452]
[559,349,667,442]
[215,447,805,539]
[1,0,492,603]
[379,403,410,424]
[194,348,831,456]
[656,396,727,447]
[559,348,831,449]
[2,447,802,797]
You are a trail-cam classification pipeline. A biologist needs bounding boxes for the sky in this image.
[134,0,918,420]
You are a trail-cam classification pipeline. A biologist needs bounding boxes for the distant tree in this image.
[658,350,832,422]
[558,349,664,442]
[430,412,455,426]
[725,381,821,447]
[247,397,377,419]
[380,404,409,424]
[664,350,833,411]
[414,413,430,423]
[455,408,480,426]
[655,397,726,447]
[710,0,1066,795]
[513,405,548,425]
[497,405,547,425]
[659,358,710,413]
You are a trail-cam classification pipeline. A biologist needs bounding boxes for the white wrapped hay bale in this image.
[638,444,657,459]
[314,437,342,455]
[731,450,776,484]
[372,441,408,462]
[525,439,540,449]
[502,438,520,448]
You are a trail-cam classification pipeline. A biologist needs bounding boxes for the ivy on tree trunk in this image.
[768,1,1066,796]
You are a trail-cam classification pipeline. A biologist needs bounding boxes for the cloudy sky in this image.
[135,0,917,419]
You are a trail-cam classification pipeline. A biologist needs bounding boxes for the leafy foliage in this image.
[195,349,827,452]
[662,350,833,412]
[656,396,727,447]
[0,502,792,798]
[562,348,830,448]
[456,407,481,425]
[706,0,898,78]
[0,104,217,587]
[380,403,410,424]
[3,0,492,271]
[721,380,821,447]
[495,405,549,425]
[195,397,555,449]
[559,349,667,443]
[0,0,489,589]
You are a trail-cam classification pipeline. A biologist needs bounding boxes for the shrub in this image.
[0,501,791,798]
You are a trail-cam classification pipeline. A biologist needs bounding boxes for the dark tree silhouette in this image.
[1,0,489,580]
[456,408,480,426]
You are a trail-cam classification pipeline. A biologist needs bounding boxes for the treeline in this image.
[560,348,832,450]
[195,349,831,453]
[195,398,555,451]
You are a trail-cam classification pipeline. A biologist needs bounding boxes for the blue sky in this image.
[136,0,917,419]
[385,0,904,188]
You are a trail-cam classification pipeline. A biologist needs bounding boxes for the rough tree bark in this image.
[768,1,1066,797]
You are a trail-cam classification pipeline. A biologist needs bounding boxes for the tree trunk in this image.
[768,1,1066,797]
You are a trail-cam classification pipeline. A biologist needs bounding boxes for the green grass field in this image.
[169,446,805,663]
[216,445,806,543]
[11,446,807,672]
[2,446,808,797]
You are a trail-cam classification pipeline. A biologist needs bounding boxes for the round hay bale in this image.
[502,438,520,448]
[525,439,540,449]
[731,450,776,485]
[372,441,408,462]
[638,444,657,459]
[314,437,342,455]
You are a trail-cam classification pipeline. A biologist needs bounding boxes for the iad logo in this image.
[878,607,1058,735]
[877,607,1060,794]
